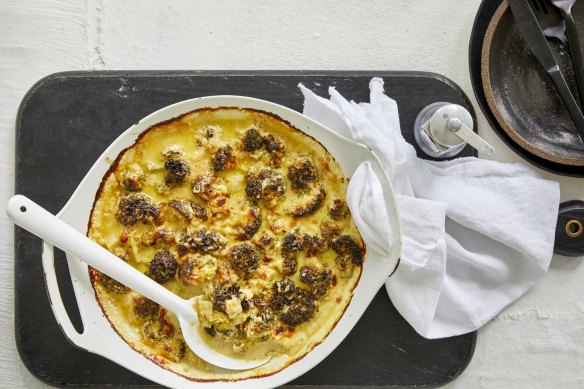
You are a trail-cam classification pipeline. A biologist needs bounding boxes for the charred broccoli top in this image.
[164,158,190,186]
[228,243,260,277]
[242,128,264,152]
[299,265,332,298]
[288,157,318,190]
[245,169,286,203]
[212,146,237,171]
[149,249,178,284]
[263,134,285,154]
[290,186,326,217]
[331,235,364,264]
[237,206,261,240]
[116,193,159,226]
[133,296,160,318]
[270,278,316,327]
[213,282,241,313]
[168,198,207,220]
[328,198,350,220]
[178,228,226,255]
[282,229,306,252]
[101,273,129,294]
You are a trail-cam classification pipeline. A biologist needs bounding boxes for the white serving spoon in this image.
[7,194,271,371]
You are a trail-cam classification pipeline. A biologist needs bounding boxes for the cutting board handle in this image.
[554,200,584,257]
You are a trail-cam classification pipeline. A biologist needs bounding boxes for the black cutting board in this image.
[15,71,477,388]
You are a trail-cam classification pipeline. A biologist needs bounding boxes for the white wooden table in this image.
[1,1,583,387]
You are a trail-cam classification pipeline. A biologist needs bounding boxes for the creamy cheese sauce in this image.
[89,108,364,380]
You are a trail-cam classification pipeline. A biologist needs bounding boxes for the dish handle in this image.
[357,147,402,275]
[41,241,91,350]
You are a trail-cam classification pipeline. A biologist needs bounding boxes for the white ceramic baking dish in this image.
[41,96,401,388]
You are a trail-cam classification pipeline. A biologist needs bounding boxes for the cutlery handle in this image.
[563,11,584,110]
[6,195,194,319]
[549,67,584,142]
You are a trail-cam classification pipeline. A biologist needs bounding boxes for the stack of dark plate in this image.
[470,0,584,176]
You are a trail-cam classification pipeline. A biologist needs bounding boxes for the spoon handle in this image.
[7,195,194,320]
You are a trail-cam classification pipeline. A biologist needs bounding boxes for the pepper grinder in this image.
[414,102,495,158]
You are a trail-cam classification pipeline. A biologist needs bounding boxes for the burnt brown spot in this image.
[228,243,260,277]
[212,146,237,171]
[291,186,326,217]
[299,265,332,299]
[168,198,206,221]
[204,326,216,337]
[149,250,178,284]
[281,252,298,276]
[212,282,241,313]
[237,206,262,240]
[101,273,129,294]
[133,296,160,318]
[116,193,159,226]
[329,198,350,220]
[243,128,264,152]
[164,158,190,186]
[178,228,226,255]
[288,157,318,190]
[332,235,364,264]
[245,169,286,203]
[192,173,220,201]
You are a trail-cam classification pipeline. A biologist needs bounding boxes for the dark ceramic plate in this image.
[470,0,584,175]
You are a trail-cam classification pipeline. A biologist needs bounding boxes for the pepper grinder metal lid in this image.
[414,102,495,158]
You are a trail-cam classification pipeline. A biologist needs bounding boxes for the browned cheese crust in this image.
[88,107,365,381]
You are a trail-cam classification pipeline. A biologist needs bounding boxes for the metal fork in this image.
[531,0,570,46]
[549,0,584,108]
[544,17,568,46]
[529,0,568,45]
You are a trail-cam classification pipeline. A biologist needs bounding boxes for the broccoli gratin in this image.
[88,107,365,380]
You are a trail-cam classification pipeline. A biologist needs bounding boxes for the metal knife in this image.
[509,0,584,143]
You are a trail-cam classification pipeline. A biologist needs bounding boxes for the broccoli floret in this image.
[149,250,178,284]
[116,193,159,226]
[288,157,318,190]
[228,243,260,277]
[178,228,226,255]
[243,128,264,152]
[237,206,261,240]
[329,198,350,220]
[164,158,190,186]
[213,282,241,313]
[290,186,326,217]
[331,235,364,264]
[133,296,160,318]
[212,146,237,171]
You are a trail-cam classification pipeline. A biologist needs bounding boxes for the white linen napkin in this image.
[299,78,560,339]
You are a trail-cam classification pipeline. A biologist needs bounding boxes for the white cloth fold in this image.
[346,161,393,255]
[299,78,560,339]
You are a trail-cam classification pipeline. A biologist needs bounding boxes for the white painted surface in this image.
[0,0,582,387]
